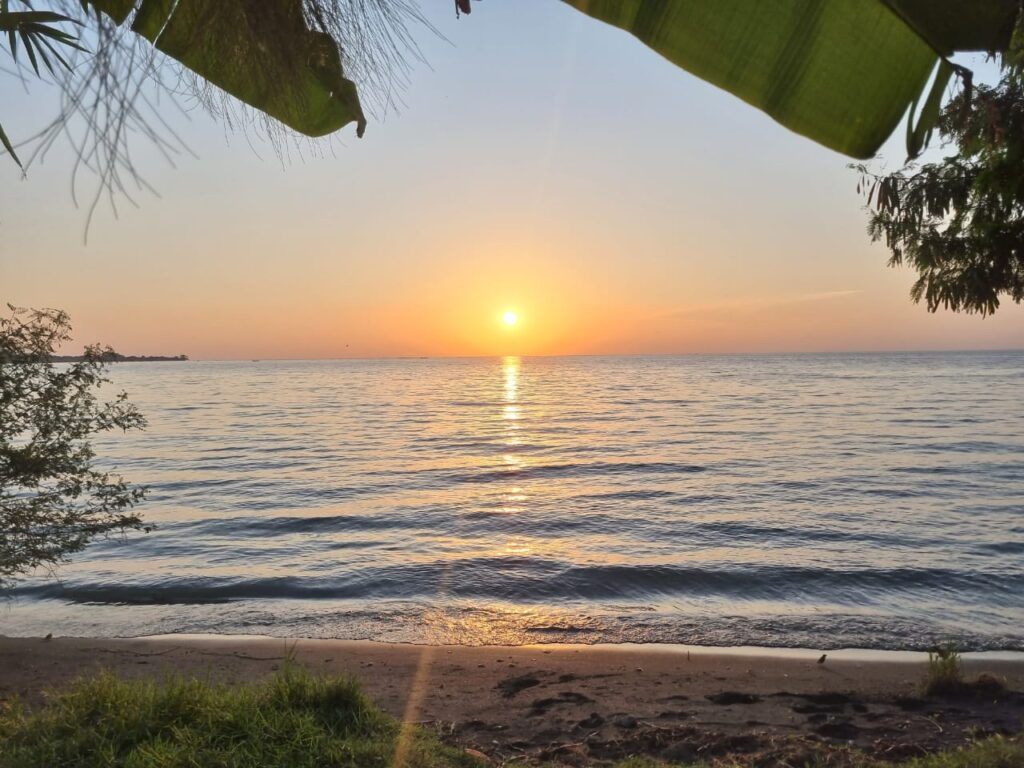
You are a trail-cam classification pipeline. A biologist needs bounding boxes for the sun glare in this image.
[503,310,519,327]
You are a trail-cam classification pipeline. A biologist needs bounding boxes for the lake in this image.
[5,352,1024,649]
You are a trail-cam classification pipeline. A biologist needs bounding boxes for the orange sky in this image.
[2,1,1022,359]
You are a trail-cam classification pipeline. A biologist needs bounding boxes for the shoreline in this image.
[3,634,1022,763]
[128,634,1024,662]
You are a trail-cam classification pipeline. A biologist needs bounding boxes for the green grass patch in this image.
[0,666,479,768]
[901,737,1024,768]
[921,644,1008,700]
[923,644,965,697]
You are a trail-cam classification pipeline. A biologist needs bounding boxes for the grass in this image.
[921,643,1008,699]
[923,644,965,696]
[901,738,1024,767]
[0,668,1019,767]
[0,667,480,768]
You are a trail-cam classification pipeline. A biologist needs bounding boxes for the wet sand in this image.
[2,636,1022,764]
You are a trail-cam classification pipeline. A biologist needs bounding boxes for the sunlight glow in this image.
[503,310,518,327]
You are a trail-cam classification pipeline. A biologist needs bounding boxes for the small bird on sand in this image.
[817,654,827,664]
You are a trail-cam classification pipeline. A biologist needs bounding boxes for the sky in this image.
[2,1,1022,359]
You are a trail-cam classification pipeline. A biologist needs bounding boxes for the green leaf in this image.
[882,0,1020,54]
[36,34,74,71]
[0,11,81,28]
[85,0,365,138]
[0,10,80,30]
[1,11,85,73]
[905,58,954,159]
[84,0,135,24]
[0,119,22,168]
[19,28,39,75]
[559,1,1020,159]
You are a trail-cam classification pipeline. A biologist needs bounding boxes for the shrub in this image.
[923,643,965,696]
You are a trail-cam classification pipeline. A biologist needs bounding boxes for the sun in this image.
[502,310,518,327]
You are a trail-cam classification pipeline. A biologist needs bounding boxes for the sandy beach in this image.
[2,635,1021,764]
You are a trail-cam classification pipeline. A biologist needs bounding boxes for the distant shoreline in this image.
[50,353,189,362]
[166,348,1023,363]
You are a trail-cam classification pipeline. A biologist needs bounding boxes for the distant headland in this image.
[50,353,190,363]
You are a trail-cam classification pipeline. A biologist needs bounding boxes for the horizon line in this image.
[130,346,1024,362]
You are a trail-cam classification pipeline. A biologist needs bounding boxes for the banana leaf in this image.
[884,0,1019,54]
[82,1,1019,156]
[561,0,1020,159]
[83,0,133,24]
[86,0,364,138]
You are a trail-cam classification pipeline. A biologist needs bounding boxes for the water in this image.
[4,352,1024,650]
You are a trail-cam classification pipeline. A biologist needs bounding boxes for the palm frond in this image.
[0,119,21,167]
[1,5,85,167]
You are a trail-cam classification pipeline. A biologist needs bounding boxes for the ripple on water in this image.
[7,352,1024,650]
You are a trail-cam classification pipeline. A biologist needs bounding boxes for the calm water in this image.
[5,353,1024,649]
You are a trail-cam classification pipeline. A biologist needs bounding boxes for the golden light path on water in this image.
[395,357,523,764]
[502,357,527,546]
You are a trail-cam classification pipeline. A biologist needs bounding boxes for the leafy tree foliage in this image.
[0,306,147,587]
[856,26,1024,315]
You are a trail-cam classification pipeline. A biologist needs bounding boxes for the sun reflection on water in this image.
[500,357,527,554]
[501,357,524,472]
[503,356,518,402]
